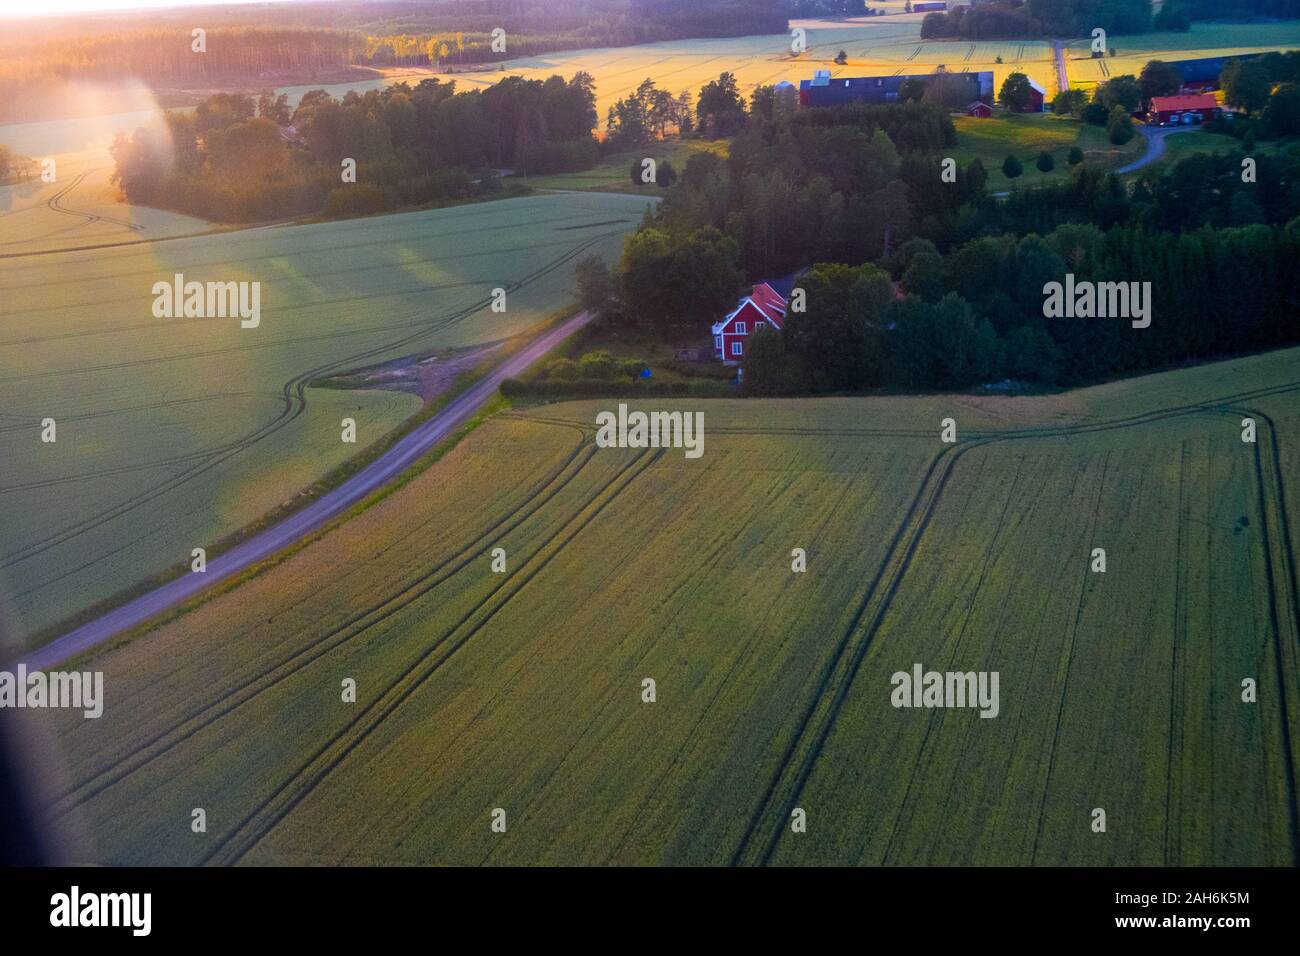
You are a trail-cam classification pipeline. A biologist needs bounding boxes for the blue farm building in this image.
[799,69,994,107]
[1173,55,1255,90]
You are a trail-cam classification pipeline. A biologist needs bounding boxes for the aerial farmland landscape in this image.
[2,0,1300,917]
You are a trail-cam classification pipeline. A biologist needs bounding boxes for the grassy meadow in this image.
[952,112,1146,189]
[0,191,651,644]
[37,346,1300,865]
[510,139,729,195]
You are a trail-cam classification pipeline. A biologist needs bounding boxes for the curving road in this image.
[1117,124,1193,175]
[16,310,595,672]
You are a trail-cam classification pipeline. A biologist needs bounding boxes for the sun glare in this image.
[0,0,285,18]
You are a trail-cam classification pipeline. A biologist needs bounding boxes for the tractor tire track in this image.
[1228,404,1300,861]
[2,229,617,571]
[48,424,595,818]
[733,386,1300,865]
[199,447,662,866]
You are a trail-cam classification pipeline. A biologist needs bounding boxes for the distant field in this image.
[0,191,651,645]
[260,19,1060,118]
[1064,21,1300,91]
[267,19,1300,149]
[0,153,211,255]
[455,21,1063,113]
[953,113,1146,189]
[41,346,1300,865]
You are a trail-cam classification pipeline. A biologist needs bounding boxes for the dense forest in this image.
[1178,0,1300,17]
[921,0,1159,39]
[110,73,600,222]
[585,82,1300,395]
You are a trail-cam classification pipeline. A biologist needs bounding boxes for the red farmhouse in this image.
[1149,93,1221,126]
[713,282,788,364]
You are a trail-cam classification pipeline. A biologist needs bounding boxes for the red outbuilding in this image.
[713,282,788,364]
[966,100,993,118]
[1020,79,1047,113]
[1149,93,1221,126]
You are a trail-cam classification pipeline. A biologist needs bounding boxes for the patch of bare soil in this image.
[317,342,504,402]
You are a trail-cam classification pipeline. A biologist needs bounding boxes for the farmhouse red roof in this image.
[1150,93,1219,112]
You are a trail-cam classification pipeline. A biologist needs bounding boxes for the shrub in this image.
[1051,89,1088,117]
[578,350,619,379]
[1107,105,1135,145]
[1002,155,1023,178]
[324,183,388,217]
[522,138,600,175]
[545,358,579,380]
[499,377,528,398]
[1068,146,1084,165]
[1036,151,1055,173]
[1081,101,1110,126]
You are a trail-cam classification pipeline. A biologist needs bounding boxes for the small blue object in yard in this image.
[641,367,653,378]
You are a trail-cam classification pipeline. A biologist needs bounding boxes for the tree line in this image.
[0,27,357,124]
[920,0,1155,39]
[110,73,600,223]
[744,146,1300,394]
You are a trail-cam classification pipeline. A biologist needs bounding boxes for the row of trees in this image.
[0,27,356,124]
[0,145,37,184]
[588,78,1300,395]
[605,79,695,147]
[744,212,1300,395]
[111,73,601,222]
[604,71,789,149]
[920,0,1154,39]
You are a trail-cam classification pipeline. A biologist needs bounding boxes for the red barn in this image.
[1149,93,1221,126]
[1018,79,1047,113]
[713,282,788,364]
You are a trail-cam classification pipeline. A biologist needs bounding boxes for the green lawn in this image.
[953,112,1146,190]
[1149,128,1295,170]
[510,138,728,195]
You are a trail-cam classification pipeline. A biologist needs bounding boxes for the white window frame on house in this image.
[735,321,747,334]
[756,321,766,330]
[731,341,743,356]
[714,335,722,349]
